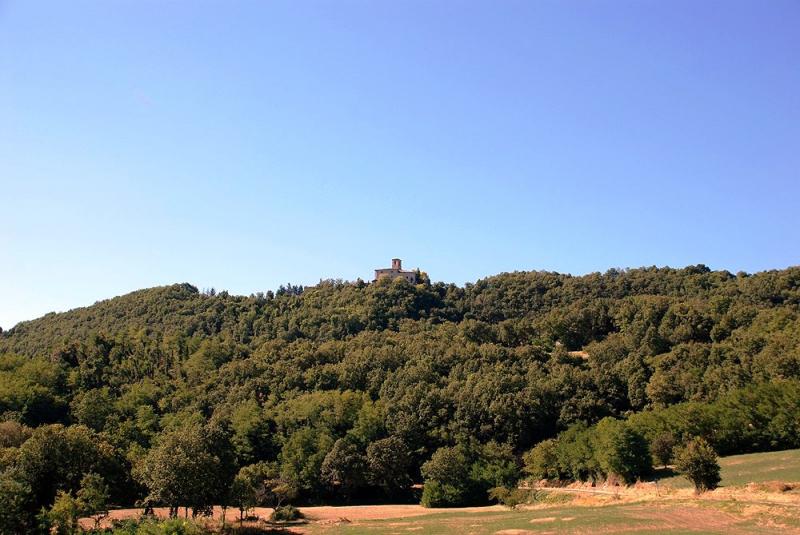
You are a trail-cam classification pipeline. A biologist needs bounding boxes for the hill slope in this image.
[1,264,800,531]
[4,265,799,356]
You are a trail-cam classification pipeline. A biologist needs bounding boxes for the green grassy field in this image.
[303,449,800,534]
[659,448,800,489]
[305,501,800,534]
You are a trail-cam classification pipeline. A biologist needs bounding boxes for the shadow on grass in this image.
[650,467,678,480]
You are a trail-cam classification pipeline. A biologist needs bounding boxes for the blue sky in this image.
[1,1,799,329]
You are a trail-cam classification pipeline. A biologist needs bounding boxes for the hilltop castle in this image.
[374,258,417,283]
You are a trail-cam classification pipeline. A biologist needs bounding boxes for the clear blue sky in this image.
[1,1,799,329]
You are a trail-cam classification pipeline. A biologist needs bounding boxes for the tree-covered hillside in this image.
[1,265,799,531]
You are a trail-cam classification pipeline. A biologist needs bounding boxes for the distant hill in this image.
[2,283,207,355]
[2,264,800,528]
[4,265,799,358]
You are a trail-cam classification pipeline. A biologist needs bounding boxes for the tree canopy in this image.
[0,265,799,523]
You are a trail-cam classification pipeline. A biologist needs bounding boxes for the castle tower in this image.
[374,258,417,283]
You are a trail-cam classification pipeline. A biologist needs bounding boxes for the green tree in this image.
[420,445,473,507]
[205,415,238,522]
[15,424,118,510]
[0,355,68,427]
[0,470,35,535]
[554,424,599,482]
[320,438,367,500]
[70,388,114,431]
[230,468,257,523]
[347,400,386,445]
[41,490,80,535]
[650,432,676,468]
[230,399,274,465]
[230,461,297,521]
[470,442,520,497]
[523,439,561,481]
[279,427,334,497]
[76,473,109,530]
[133,423,227,517]
[673,437,721,492]
[366,436,412,496]
[593,418,652,484]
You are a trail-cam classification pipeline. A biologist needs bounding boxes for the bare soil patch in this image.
[528,516,556,523]
[86,503,506,531]
[301,503,504,522]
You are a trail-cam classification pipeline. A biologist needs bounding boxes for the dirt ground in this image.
[81,503,507,531]
[301,503,507,521]
[81,482,800,533]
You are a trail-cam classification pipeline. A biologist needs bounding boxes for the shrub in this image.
[148,518,209,534]
[487,486,533,509]
[270,505,303,522]
[421,480,468,508]
[673,437,721,492]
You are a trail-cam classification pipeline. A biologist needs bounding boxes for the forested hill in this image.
[4,265,800,358]
[2,265,800,529]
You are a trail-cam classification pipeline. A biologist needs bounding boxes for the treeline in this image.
[524,380,800,484]
[0,265,799,532]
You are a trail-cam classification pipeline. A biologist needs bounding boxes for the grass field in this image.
[659,447,800,489]
[302,501,800,535]
[94,450,800,534]
[299,449,800,534]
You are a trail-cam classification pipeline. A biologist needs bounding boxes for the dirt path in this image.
[82,503,506,530]
[301,503,505,521]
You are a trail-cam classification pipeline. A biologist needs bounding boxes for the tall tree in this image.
[320,438,367,501]
[133,422,230,517]
[366,436,412,496]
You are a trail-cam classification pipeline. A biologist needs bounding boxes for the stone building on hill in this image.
[374,258,417,283]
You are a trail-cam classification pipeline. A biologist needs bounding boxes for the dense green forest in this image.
[1,265,800,532]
